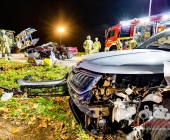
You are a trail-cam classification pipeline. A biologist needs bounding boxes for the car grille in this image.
[67,69,102,95]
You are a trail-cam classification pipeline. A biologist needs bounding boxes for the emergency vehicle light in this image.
[120,21,123,24]
[122,21,130,26]
[140,18,150,24]
[120,19,133,26]
[163,14,170,20]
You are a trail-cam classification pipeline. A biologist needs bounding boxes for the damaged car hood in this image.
[76,49,170,74]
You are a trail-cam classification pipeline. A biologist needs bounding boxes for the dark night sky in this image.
[0,0,170,51]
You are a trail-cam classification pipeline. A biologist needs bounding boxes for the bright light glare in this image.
[122,21,130,26]
[163,14,169,20]
[58,28,64,32]
[120,21,123,24]
[140,19,145,23]
[140,18,149,23]
[145,18,150,23]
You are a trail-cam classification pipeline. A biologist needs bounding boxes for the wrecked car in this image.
[24,42,78,60]
[18,28,170,139]
[13,27,39,53]
[0,28,39,53]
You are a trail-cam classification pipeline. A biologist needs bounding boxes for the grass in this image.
[0,59,93,140]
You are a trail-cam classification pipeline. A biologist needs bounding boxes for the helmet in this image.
[1,30,6,33]
[86,35,91,40]
[95,37,98,41]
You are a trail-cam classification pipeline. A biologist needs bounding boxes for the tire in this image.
[150,118,170,140]
[58,54,62,60]
[67,52,74,59]
[109,45,117,51]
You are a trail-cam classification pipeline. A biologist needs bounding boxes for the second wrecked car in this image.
[25,42,78,60]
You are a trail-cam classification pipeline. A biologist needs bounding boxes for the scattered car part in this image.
[17,74,69,97]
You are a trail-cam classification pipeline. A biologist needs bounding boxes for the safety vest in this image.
[128,40,137,49]
[83,40,93,50]
[1,35,9,47]
[93,41,101,52]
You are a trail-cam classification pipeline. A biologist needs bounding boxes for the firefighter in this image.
[127,38,138,50]
[83,35,93,54]
[92,37,101,53]
[122,41,127,50]
[0,30,10,60]
[116,39,122,50]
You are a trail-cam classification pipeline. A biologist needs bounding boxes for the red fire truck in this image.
[105,12,170,51]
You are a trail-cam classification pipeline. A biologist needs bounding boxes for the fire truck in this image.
[105,12,170,51]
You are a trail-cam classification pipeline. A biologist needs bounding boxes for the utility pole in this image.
[148,0,152,17]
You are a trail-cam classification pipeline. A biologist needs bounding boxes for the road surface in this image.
[9,53,79,67]
[11,53,26,62]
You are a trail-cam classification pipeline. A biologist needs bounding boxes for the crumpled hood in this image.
[76,49,170,74]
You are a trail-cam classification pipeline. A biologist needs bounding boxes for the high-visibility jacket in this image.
[93,41,101,52]
[83,39,93,51]
[128,39,137,49]
[1,35,9,47]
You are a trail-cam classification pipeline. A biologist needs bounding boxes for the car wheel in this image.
[150,118,170,140]
[58,54,62,60]
[67,52,74,59]
[109,45,117,51]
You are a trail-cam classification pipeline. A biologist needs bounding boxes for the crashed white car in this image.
[67,28,170,139]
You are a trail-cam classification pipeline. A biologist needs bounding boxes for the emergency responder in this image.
[127,38,138,50]
[0,30,10,60]
[92,37,101,53]
[116,39,122,50]
[122,41,127,50]
[83,35,93,54]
